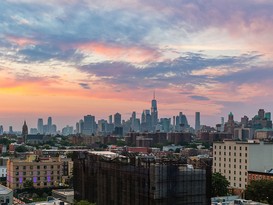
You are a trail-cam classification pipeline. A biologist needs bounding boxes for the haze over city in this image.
[1,0,273,130]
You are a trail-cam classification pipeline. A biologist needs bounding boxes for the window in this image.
[224,146,226,150]
[229,146,231,150]
[23,166,26,170]
[30,166,33,169]
[234,159,236,162]
[234,171,236,174]
[234,146,236,150]
[224,158,226,162]
[51,165,54,169]
[44,166,47,169]
[245,147,248,151]
[245,159,247,163]
[245,153,247,157]
[240,146,242,150]
[234,152,236,156]
[234,165,236,168]
[37,166,40,169]
[240,153,242,156]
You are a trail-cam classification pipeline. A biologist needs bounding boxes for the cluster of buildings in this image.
[0,94,200,137]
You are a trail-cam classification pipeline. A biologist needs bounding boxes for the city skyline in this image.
[1,1,273,129]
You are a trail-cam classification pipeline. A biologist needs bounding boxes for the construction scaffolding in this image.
[74,151,211,205]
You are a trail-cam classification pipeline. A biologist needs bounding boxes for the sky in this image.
[1,0,273,131]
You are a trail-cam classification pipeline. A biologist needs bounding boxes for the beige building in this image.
[7,155,63,189]
[213,140,273,192]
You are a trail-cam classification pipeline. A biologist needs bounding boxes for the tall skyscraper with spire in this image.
[151,91,158,131]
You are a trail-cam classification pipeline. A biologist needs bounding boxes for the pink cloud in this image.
[6,36,37,47]
[75,42,162,63]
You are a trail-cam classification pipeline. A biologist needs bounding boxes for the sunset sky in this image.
[1,0,273,130]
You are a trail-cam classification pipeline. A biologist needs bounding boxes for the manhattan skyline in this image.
[1,0,273,129]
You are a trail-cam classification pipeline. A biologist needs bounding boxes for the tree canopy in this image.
[245,179,273,204]
[75,200,96,205]
[212,172,230,197]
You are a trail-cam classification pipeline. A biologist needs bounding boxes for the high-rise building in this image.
[47,117,53,134]
[258,109,265,119]
[37,118,44,134]
[175,112,189,131]
[79,120,84,134]
[151,92,158,131]
[22,121,28,143]
[83,115,96,135]
[22,121,28,136]
[8,126,13,134]
[114,113,121,127]
[0,126,3,135]
[195,112,200,132]
[76,122,80,134]
[265,112,271,121]
[109,115,113,124]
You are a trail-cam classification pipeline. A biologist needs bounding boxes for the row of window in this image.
[214,151,248,157]
[214,163,248,170]
[16,176,60,181]
[15,171,60,175]
[215,145,248,151]
[15,182,56,187]
[214,157,248,163]
[15,165,60,170]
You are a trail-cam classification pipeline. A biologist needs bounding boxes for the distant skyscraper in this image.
[22,121,28,142]
[195,112,200,132]
[221,117,224,132]
[76,122,80,134]
[9,126,13,134]
[0,126,3,135]
[265,112,271,121]
[109,115,113,124]
[37,118,44,134]
[258,109,265,119]
[47,117,52,134]
[151,92,158,131]
[114,113,121,127]
[79,119,84,134]
[83,115,96,135]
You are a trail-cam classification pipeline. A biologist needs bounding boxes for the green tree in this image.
[76,200,96,205]
[212,172,230,197]
[23,179,33,188]
[245,179,273,204]
[15,145,28,152]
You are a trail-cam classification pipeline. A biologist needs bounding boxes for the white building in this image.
[213,140,273,191]
[0,185,13,205]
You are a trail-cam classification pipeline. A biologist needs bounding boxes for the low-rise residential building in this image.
[248,169,273,184]
[7,155,63,189]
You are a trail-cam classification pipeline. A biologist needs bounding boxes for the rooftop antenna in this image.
[153,90,155,100]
